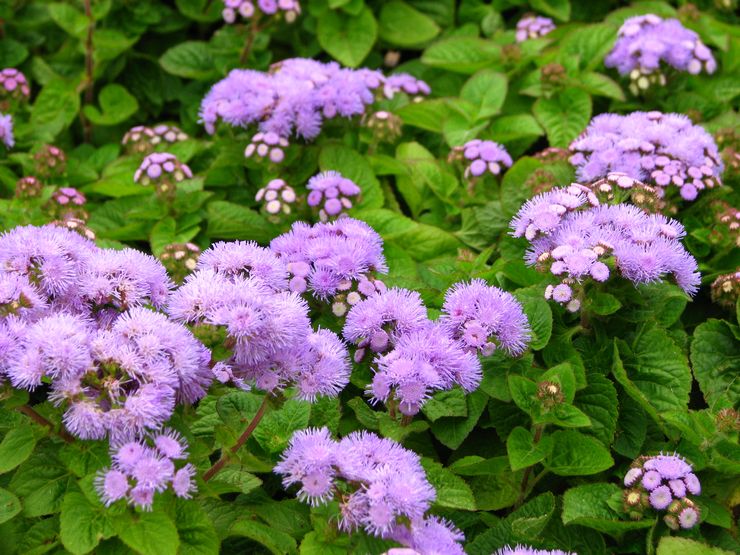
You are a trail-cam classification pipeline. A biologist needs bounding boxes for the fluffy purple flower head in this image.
[306,171,361,221]
[440,279,530,356]
[270,218,387,305]
[0,112,14,149]
[222,0,301,24]
[382,73,431,99]
[134,152,192,200]
[96,430,196,510]
[570,111,723,200]
[256,178,297,216]
[197,240,288,291]
[52,187,86,207]
[494,547,575,555]
[515,15,556,43]
[293,329,351,402]
[0,68,31,100]
[454,139,513,179]
[510,184,596,240]
[605,15,716,93]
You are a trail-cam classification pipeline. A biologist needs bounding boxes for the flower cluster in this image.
[623,453,701,529]
[244,131,289,163]
[50,187,88,221]
[711,270,740,310]
[512,185,700,311]
[605,15,716,94]
[450,139,513,180]
[168,240,350,400]
[14,176,43,199]
[494,547,575,555]
[159,242,201,283]
[52,217,96,241]
[199,58,429,149]
[0,68,30,103]
[134,152,193,200]
[255,178,297,216]
[275,428,465,554]
[122,124,188,155]
[270,217,388,312]
[344,282,529,416]
[96,429,196,510]
[569,111,723,201]
[515,15,556,43]
[362,110,403,143]
[0,112,13,149]
[222,0,301,24]
[34,144,66,178]
[306,171,361,221]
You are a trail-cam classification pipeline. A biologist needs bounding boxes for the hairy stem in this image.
[515,424,544,507]
[17,405,74,443]
[239,15,261,66]
[202,395,269,482]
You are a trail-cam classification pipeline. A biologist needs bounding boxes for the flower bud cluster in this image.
[34,144,67,179]
[0,68,30,106]
[14,176,43,199]
[450,139,513,179]
[363,110,402,143]
[159,242,201,283]
[222,0,301,24]
[710,270,740,310]
[515,15,556,43]
[255,178,297,217]
[134,152,193,200]
[244,131,289,164]
[306,171,361,221]
[122,124,188,155]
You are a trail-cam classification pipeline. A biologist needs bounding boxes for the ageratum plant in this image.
[0,2,738,555]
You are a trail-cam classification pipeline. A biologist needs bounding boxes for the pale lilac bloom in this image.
[197,240,288,291]
[515,16,556,43]
[306,171,361,221]
[494,546,575,555]
[455,139,513,178]
[222,0,300,23]
[0,68,31,99]
[256,178,297,215]
[0,113,13,148]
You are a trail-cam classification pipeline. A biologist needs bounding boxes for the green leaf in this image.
[0,38,29,67]
[430,390,488,449]
[563,483,655,536]
[318,7,377,67]
[533,88,592,148]
[8,447,73,517]
[690,319,740,409]
[558,23,619,71]
[506,426,554,471]
[467,457,523,511]
[422,389,468,422]
[116,511,179,555]
[612,326,692,427]
[460,70,508,120]
[93,30,139,65]
[209,467,263,495]
[613,392,646,459]
[0,424,36,474]
[530,0,571,21]
[585,292,622,316]
[508,492,556,540]
[160,42,219,80]
[421,459,476,510]
[206,201,280,243]
[82,84,138,126]
[253,400,310,454]
[657,537,735,555]
[60,491,104,555]
[508,375,539,415]
[574,373,618,445]
[0,487,21,524]
[397,99,450,133]
[228,519,297,555]
[578,72,625,101]
[491,114,544,143]
[378,1,439,47]
[515,292,552,350]
[31,79,82,141]
[545,430,613,476]
[176,0,223,22]
[422,37,501,74]
[319,144,383,210]
[175,500,220,555]
[47,3,88,38]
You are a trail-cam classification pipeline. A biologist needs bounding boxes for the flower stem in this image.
[17,405,74,443]
[202,395,269,482]
[515,424,544,507]
[81,0,95,142]
[239,16,261,66]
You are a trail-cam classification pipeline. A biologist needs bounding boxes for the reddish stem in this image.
[17,405,74,443]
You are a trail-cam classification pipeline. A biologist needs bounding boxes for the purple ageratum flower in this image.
[369,323,482,416]
[0,272,47,322]
[389,516,465,555]
[197,240,288,291]
[0,112,14,149]
[200,58,429,142]
[222,0,301,24]
[306,171,361,221]
[455,139,513,179]
[515,15,556,43]
[382,73,431,99]
[440,279,530,356]
[0,68,31,100]
[134,152,192,200]
[244,131,290,164]
[256,178,297,215]
[52,187,86,207]
[510,183,596,240]
[293,329,351,402]
[123,124,188,154]
[343,288,428,358]
[270,218,387,304]
[570,111,723,200]
[96,430,196,510]
[605,15,716,92]
[494,547,575,555]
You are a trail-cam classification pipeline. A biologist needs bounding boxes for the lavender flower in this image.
[512,186,700,310]
[293,329,351,402]
[123,124,188,154]
[95,430,196,510]
[440,279,530,356]
[222,0,301,24]
[622,453,701,528]
[0,68,31,102]
[275,428,461,551]
[605,15,716,94]
[306,171,361,221]
[134,152,193,200]
[494,547,575,555]
[570,112,723,201]
[369,323,482,416]
[450,139,513,179]
[197,240,288,291]
[0,112,14,149]
[270,218,387,307]
[199,58,429,145]
[256,178,297,216]
[343,288,428,359]
[515,15,556,43]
